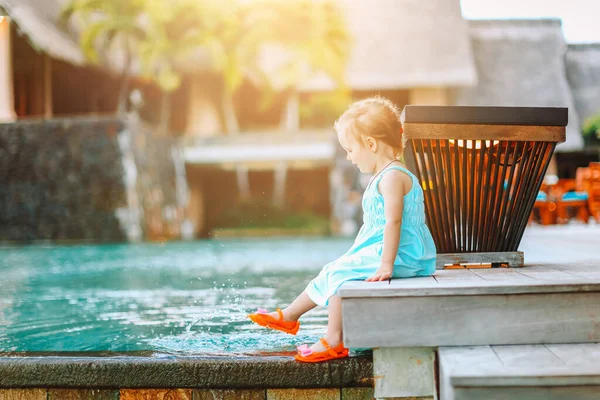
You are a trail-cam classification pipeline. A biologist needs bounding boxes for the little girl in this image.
[248,96,436,362]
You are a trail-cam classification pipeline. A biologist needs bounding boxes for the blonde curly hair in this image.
[334,96,405,160]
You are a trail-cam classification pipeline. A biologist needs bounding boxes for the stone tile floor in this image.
[519,223,600,264]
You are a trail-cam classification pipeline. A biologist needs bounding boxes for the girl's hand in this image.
[365,266,394,282]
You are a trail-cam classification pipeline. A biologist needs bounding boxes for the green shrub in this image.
[300,90,352,129]
[216,201,329,230]
[582,112,600,142]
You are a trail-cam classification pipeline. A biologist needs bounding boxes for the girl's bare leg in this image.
[308,294,343,352]
[266,291,317,321]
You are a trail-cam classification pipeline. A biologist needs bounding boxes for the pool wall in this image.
[0,115,189,243]
[0,354,373,399]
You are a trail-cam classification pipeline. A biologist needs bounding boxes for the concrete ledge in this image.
[0,353,372,389]
[341,265,600,348]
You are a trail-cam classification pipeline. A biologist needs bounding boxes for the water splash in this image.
[0,238,350,353]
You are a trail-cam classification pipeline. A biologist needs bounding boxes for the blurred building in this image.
[0,0,124,119]
[0,0,191,242]
[0,0,599,238]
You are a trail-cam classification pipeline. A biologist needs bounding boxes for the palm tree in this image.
[139,0,225,134]
[62,0,351,135]
[248,0,350,91]
[60,0,149,114]
[204,0,351,134]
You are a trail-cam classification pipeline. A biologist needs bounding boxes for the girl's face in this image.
[337,129,377,173]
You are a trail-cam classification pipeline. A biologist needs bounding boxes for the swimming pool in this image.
[0,238,354,355]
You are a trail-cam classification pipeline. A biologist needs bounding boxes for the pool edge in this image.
[0,353,373,389]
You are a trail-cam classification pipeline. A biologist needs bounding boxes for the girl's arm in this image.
[365,170,408,282]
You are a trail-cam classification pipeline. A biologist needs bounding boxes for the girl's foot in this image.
[248,308,300,335]
[295,335,348,362]
[305,333,343,353]
[265,309,297,322]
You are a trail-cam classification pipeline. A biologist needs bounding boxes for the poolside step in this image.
[339,263,600,348]
[439,343,600,400]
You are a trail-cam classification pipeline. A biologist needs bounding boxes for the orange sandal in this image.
[247,308,300,335]
[294,338,349,363]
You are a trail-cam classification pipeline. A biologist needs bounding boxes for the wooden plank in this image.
[432,269,486,282]
[437,252,523,269]
[451,386,600,400]
[550,263,600,272]
[450,365,600,389]
[441,344,600,375]
[403,123,565,142]
[43,54,52,118]
[545,264,600,280]
[545,343,600,366]
[439,344,600,392]
[558,270,600,280]
[439,346,501,400]
[440,344,600,400]
[515,267,587,281]
[491,345,564,368]
[342,292,600,347]
[339,276,596,298]
[439,346,501,369]
[468,268,534,282]
[401,105,568,126]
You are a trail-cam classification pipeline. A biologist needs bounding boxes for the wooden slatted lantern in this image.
[401,106,567,268]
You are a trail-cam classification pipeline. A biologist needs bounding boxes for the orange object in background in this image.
[530,181,557,225]
[553,178,589,224]
[587,163,600,222]
[529,163,600,226]
[532,201,556,225]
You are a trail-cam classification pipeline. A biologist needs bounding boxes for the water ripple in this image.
[0,238,351,353]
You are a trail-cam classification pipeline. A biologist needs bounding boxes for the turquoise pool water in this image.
[0,238,353,355]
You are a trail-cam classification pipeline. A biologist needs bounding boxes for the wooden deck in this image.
[439,344,600,400]
[340,263,600,348]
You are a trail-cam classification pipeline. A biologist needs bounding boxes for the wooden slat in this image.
[432,269,486,282]
[545,343,600,366]
[514,267,587,281]
[401,105,568,126]
[440,345,600,400]
[439,344,600,387]
[491,345,564,367]
[340,269,599,298]
[436,252,524,269]
[451,386,600,400]
[490,141,520,250]
[550,264,600,272]
[509,142,556,250]
[403,123,565,142]
[406,138,558,254]
[468,267,534,282]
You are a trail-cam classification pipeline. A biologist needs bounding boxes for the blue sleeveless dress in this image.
[305,165,437,307]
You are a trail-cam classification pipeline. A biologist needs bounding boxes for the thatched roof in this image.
[0,0,85,65]
[566,44,600,123]
[298,0,477,91]
[451,19,583,151]
[1,0,477,92]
